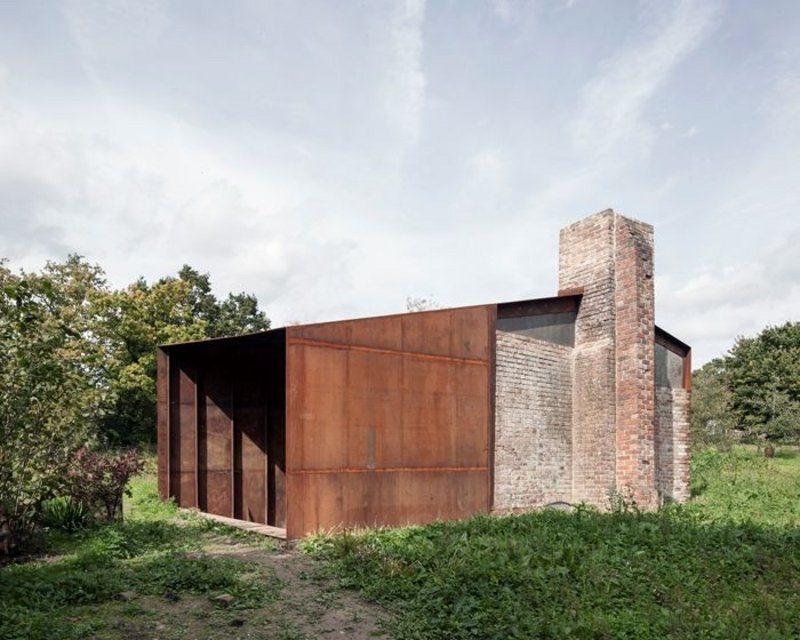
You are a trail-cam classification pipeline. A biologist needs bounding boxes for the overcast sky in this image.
[1,0,799,366]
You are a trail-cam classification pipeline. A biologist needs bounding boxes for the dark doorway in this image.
[164,332,286,529]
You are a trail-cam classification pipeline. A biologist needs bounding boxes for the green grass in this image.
[3,446,799,639]
[304,446,800,639]
[688,445,800,526]
[0,470,281,640]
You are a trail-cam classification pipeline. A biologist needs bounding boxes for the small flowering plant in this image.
[66,448,145,522]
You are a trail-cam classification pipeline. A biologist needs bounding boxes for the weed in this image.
[41,497,91,532]
[307,446,800,639]
[0,462,281,640]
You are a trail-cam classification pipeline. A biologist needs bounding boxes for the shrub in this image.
[65,449,145,523]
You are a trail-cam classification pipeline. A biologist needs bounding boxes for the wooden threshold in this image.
[186,510,287,540]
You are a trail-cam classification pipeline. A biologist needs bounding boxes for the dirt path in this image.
[108,537,389,640]
[207,540,388,639]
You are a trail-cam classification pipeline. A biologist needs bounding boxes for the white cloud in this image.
[491,0,512,20]
[381,0,427,143]
[570,0,719,159]
[2,0,800,369]
[656,220,800,365]
[469,149,506,187]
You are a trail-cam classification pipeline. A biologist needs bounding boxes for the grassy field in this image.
[0,473,287,640]
[1,446,799,639]
[305,446,800,639]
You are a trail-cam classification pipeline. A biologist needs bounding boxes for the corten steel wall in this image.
[284,306,494,539]
[493,331,572,510]
[157,338,286,528]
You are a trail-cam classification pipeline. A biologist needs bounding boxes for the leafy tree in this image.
[690,358,733,447]
[406,295,444,312]
[97,266,270,445]
[694,322,800,447]
[176,266,270,338]
[0,257,107,548]
[0,256,271,549]
[726,322,800,442]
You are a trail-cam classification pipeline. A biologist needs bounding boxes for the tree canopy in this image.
[0,255,269,548]
[692,321,800,445]
[97,265,269,445]
[0,254,270,501]
[1,258,107,540]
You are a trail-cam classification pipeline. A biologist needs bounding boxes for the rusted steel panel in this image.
[287,343,487,471]
[285,306,492,538]
[168,363,197,507]
[161,333,286,528]
[450,305,493,360]
[234,373,267,524]
[156,348,169,500]
[400,356,458,467]
[344,349,403,469]
[287,344,348,471]
[199,368,233,518]
[401,310,452,356]
[487,304,498,512]
[454,360,491,464]
[286,469,488,539]
[268,402,286,528]
[290,314,403,352]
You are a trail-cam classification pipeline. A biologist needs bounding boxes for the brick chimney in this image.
[559,210,657,508]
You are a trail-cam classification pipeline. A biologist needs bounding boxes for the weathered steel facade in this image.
[158,305,498,538]
[284,307,493,538]
[157,332,286,528]
[158,210,692,538]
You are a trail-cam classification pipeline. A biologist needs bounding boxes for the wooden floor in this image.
[188,510,287,540]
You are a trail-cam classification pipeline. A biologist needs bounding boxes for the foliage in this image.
[96,265,270,445]
[690,357,734,447]
[305,446,800,640]
[692,322,800,445]
[726,322,800,441]
[65,448,145,523]
[0,257,106,551]
[405,295,444,312]
[0,468,281,640]
[41,497,91,532]
[0,255,269,550]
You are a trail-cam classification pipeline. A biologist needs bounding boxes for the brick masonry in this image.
[491,209,689,511]
[655,386,691,503]
[494,331,572,510]
[559,210,621,506]
[613,216,657,509]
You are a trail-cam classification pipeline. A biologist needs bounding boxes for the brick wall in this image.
[491,209,689,511]
[559,211,618,505]
[558,210,657,508]
[493,331,572,510]
[613,216,656,508]
[655,386,691,503]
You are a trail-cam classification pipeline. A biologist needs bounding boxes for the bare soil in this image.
[89,537,388,640]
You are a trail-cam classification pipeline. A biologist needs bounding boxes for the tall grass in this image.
[305,446,800,639]
[0,468,280,640]
[688,445,800,527]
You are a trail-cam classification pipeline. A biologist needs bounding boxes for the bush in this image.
[65,449,145,523]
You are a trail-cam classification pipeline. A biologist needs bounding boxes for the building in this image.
[157,209,691,539]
